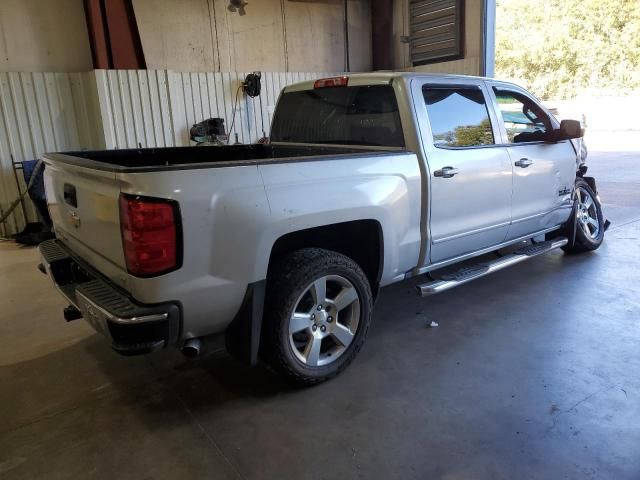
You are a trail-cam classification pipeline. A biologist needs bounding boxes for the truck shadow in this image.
[2,249,605,440]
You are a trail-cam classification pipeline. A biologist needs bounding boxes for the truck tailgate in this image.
[43,157,126,270]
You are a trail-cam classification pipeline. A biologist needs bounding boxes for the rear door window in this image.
[423,87,495,147]
[270,85,404,147]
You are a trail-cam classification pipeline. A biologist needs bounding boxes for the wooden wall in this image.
[132,0,372,72]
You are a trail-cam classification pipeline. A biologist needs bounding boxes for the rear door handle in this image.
[433,166,459,178]
[515,158,533,168]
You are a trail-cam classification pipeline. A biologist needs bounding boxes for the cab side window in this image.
[493,88,550,143]
[423,87,495,148]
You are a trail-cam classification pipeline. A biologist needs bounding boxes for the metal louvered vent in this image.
[409,0,464,65]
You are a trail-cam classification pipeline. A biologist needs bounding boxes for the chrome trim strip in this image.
[411,225,562,276]
[511,203,572,225]
[269,141,406,152]
[510,211,547,225]
[434,204,572,245]
[432,220,511,245]
[75,290,168,325]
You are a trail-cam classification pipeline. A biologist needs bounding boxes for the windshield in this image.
[270,85,404,147]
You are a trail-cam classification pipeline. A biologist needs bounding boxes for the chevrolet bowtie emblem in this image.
[68,210,81,228]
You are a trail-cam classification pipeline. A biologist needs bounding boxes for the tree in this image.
[433,119,494,146]
[495,0,640,99]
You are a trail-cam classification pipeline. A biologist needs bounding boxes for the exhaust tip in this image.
[181,338,201,358]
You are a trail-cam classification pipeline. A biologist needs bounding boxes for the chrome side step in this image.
[417,237,568,297]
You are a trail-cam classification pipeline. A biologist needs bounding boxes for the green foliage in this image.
[495,0,640,99]
[434,119,494,146]
[454,118,494,146]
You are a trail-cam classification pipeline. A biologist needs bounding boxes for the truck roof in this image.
[282,72,517,93]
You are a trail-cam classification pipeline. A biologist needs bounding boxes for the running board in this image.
[417,237,568,297]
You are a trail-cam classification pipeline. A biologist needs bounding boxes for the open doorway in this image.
[495,0,640,227]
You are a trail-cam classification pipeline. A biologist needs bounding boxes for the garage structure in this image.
[0,0,495,235]
[2,2,640,480]
[0,0,494,73]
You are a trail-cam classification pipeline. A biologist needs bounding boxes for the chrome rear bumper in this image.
[39,239,181,355]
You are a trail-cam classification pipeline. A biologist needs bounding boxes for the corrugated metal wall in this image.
[95,70,337,149]
[0,69,336,236]
[0,71,103,236]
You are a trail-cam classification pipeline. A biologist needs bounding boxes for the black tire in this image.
[562,177,605,253]
[262,248,373,385]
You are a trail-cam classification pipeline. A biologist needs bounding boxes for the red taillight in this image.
[313,76,349,89]
[119,194,180,276]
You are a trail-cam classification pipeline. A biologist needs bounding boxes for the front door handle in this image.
[433,166,459,178]
[515,158,533,168]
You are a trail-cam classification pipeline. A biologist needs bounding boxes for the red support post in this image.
[83,0,146,69]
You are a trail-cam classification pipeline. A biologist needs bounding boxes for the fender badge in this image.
[558,187,571,196]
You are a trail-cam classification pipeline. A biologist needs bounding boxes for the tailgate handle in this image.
[63,183,77,207]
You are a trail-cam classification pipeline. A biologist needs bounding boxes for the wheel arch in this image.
[226,219,385,368]
[267,219,384,299]
[580,175,599,196]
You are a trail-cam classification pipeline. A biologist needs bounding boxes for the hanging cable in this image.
[227,73,262,144]
[258,91,266,139]
[227,84,243,144]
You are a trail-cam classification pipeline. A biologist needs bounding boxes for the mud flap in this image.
[557,198,579,250]
[582,176,598,195]
[225,280,266,366]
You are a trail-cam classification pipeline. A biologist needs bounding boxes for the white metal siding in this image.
[0,71,102,236]
[95,70,337,149]
[0,69,337,235]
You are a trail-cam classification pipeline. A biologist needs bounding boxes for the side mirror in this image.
[552,119,584,141]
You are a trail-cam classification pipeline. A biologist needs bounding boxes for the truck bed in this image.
[45,144,395,172]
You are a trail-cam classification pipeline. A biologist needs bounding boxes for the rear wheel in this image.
[263,248,373,385]
[563,177,604,253]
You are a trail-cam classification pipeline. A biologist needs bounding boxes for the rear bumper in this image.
[39,239,181,355]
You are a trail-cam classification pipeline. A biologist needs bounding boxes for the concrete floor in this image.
[1,148,640,480]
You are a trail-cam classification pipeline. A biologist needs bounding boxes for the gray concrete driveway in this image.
[588,149,640,227]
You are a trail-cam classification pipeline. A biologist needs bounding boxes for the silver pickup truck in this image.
[39,73,606,384]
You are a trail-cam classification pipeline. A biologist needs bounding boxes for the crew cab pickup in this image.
[39,73,606,384]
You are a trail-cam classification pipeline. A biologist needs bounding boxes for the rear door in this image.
[486,84,575,239]
[412,78,513,264]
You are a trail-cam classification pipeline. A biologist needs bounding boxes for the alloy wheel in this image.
[576,186,600,239]
[288,275,361,367]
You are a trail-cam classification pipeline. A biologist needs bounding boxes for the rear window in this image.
[270,85,404,147]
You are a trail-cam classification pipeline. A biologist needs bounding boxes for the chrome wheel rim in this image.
[576,186,600,239]
[288,275,360,367]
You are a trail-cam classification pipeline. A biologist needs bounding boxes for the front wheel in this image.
[562,177,605,253]
[263,248,373,385]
